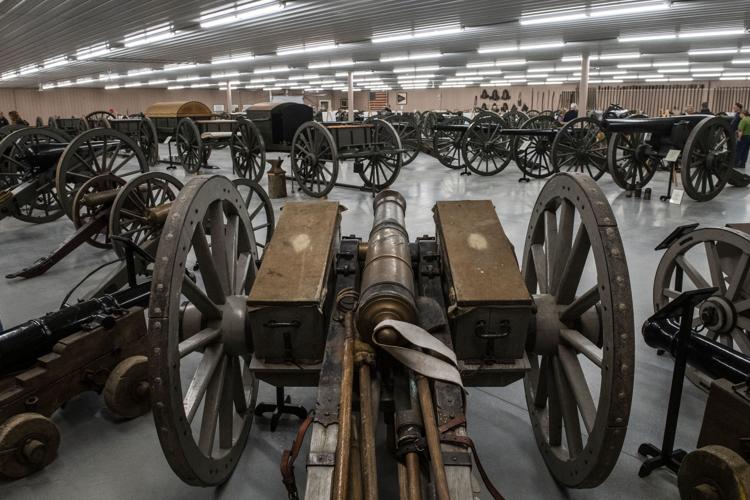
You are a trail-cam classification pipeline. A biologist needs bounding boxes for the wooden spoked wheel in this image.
[71,173,126,249]
[0,413,60,479]
[421,111,439,140]
[384,114,421,166]
[681,116,734,202]
[103,355,151,419]
[678,446,750,500]
[358,119,403,189]
[551,118,608,180]
[432,123,465,170]
[462,111,511,176]
[0,128,70,223]
[607,132,659,190]
[148,176,259,486]
[291,121,338,198]
[513,115,559,179]
[653,227,750,390]
[109,171,184,258]
[232,178,275,259]
[230,117,266,183]
[522,173,633,488]
[502,109,529,129]
[138,117,159,167]
[55,128,148,218]
[86,110,116,128]
[176,118,204,174]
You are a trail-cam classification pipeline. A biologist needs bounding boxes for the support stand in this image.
[638,288,714,477]
[254,386,308,432]
[460,161,471,177]
[660,163,676,202]
[517,170,530,183]
[164,141,178,171]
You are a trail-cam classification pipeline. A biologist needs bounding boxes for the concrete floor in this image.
[2,146,749,499]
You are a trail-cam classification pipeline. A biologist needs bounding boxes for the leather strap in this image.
[438,416,506,500]
[280,413,315,500]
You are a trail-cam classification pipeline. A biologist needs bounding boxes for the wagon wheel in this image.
[0,413,60,479]
[421,111,439,140]
[653,227,750,391]
[176,118,204,174]
[291,121,338,198]
[86,111,115,128]
[71,173,126,248]
[513,115,559,179]
[527,110,541,118]
[138,117,159,167]
[607,132,658,190]
[681,116,734,202]
[678,446,750,500]
[74,118,89,135]
[230,117,266,182]
[109,171,184,258]
[522,173,633,488]
[0,124,28,140]
[432,119,466,170]
[0,128,70,223]
[502,109,529,129]
[384,114,420,166]
[148,176,259,486]
[232,179,275,259]
[56,128,148,218]
[462,111,512,176]
[359,119,403,189]
[552,117,608,180]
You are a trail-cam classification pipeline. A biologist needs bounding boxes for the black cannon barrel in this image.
[0,281,151,376]
[642,318,750,384]
[23,141,123,172]
[600,114,709,134]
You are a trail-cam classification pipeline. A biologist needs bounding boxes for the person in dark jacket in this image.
[8,111,28,126]
[699,102,712,114]
[0,112,8,127]
[561,103,578,123]
[731,103,743,133]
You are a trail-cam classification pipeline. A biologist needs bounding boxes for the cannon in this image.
[638,288,750,499]
[143,172,634,497]
[602,113,749,200]
[103,114,159,166]
[237,102,403,197]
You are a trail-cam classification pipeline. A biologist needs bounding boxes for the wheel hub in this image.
[634,144,652,164]
[699,296,736,334]
[221,295,250,356]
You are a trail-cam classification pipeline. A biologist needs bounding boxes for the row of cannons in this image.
[2,166,750,498]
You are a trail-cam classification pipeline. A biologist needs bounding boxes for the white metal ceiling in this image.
[0,0,748,90]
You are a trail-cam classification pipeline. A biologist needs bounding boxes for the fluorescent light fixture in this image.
[398,74,436,79]
[653,61,690,67]
[667,77,694,81]
[41,83,56,90]
[164,63,198,72]
[19,65,39,75]
[478,45,517,54]
[148,79,169,85]
[690,67,725,72]
[466,62,495,68]
[124,24,177,48]
[335,70,376,77]
[527,67,555,72]
[619,63,652,68]
[721,76,749,80]
[244,84,266,89]
[521,42,566,51]
[277,43,337,56]
[309,60,356,68]
[598,52,641,60]
[43,56,70,69]
[733,59,750,64]
[371,26,463,43]
[124,82,143,87]
[521,1,669,26]
[679,29,747,39]
[211,71,240,78]
[99,73,121,81]
[380,53,442,62]
[618,34,676,43]
[1,71,18,80]
[722,72,750,77]
[104,84,120,90]
[691,73,722,77]
[393,66,440,73]
[526,73,549,78]
[262,86,283,91]
[200,0,285,28]
[76,43,111,60]
[191,83,211,88]
[520,12,586,25]
[127,68,154,77]
[254,66,290,74]
[56,80,74,87]
[620,75,640,79]
[657,68,690,73]
[211,53,254,65]
[167,85,185,90]
[688,48,738,56]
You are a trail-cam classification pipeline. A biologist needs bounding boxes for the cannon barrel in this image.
[0,282,151,376]
[356,190,417,342]
[600,114,710,134]
[642,318,750,384]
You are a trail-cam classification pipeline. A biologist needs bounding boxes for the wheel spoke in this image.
[558,346,596,434]
[192,223,227,305]
[675,255,711,290]
[184,344,225,423]
[198,355,227,455]
[552,356,583,456]
[726,253,750,301]
[182,277,223,320]
[560,328,603,367]
[560,285,600,322]
[179,326,222,357]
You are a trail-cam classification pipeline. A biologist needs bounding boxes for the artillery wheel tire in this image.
[383,114,421,166]
[551,117,608,180]
[513,115,558,179]
[230,117,266,182]
[522,172,633,488]
[681,116,734,202]
[421,111,439,140]
[607,132,658,190]
[359,119,403,189]
[291,121,338,198]
[502,109,529,129]
[678,446,750,500]
[232,178,275,259]
[653,227,750,391]
[176,118,203,174]
[71,173,126,248]
[56,128,148,218]
[462,111,512,176]
[138,117,159,167]
[148,176,259,486]
[0,127,70,223]
[0,413,60,479]
[109,171,184,258]
[104,355,151,419]
[86,110,116,128]
[432,121,465,170]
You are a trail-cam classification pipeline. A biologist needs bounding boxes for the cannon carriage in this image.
[103,115,159,167]
[142,171,634,497]
[602,114,749,200]
[48,116,88,137]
